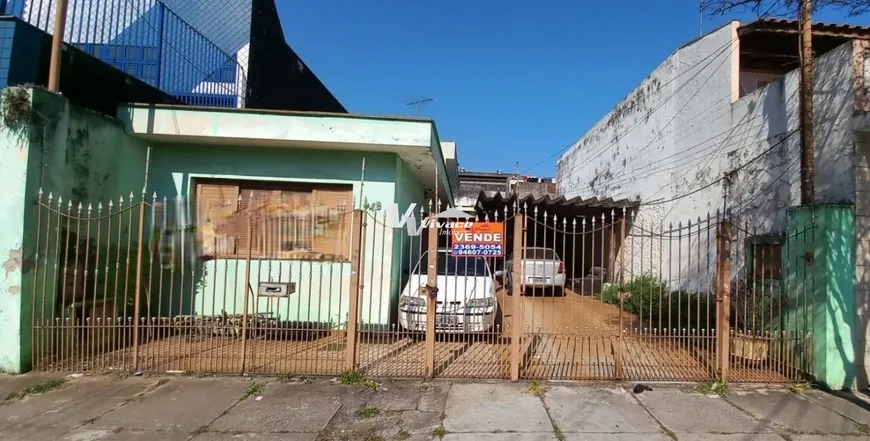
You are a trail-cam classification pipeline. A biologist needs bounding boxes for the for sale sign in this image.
[451,222,505,257]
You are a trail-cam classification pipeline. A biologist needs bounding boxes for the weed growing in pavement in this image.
[354,405,381,419]
[431,427,448,439]
[338,370,380,391]
[241,381,265,400]
[698,380,728,397]
[7,378,65,400]
[528,381,547,397]
[788,382,812,394]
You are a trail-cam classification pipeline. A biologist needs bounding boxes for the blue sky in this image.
[276,1,870,178]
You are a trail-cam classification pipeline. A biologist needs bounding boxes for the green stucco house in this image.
[0,88,457,372]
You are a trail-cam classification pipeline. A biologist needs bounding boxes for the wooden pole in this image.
[47,0,69,92]
[424,215,438,379]
[131,193,146,370]
[239,216,253,374]
[799,0,815,205]
[510,213,524,381]
[345,210,364,372]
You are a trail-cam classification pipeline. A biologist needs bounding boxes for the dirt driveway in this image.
[495,284,716,381]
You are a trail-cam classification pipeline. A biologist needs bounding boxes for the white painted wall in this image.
[557,22,857,291]
[557,23,855,233]
[557,23,739,229]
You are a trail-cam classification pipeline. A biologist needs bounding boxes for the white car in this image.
[398,249,498,334]
[500,247,567,296]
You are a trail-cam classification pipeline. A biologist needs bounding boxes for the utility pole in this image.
[47,0,69,92]
[799,0,815,204]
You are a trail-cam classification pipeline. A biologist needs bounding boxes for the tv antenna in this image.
[406,97,433,115]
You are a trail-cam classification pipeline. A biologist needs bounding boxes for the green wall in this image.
[0,88,147,372]
[147,143,426,329]
[390,155,427,321]
[0,88,440,371]
[785,205,856,389]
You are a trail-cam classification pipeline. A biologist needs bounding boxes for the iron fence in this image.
[29,188,817,384]
[2,0,246,108]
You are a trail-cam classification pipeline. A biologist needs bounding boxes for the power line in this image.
[558,38,743,182]
[586,48,733,181]
[569,129,790,195]
[731,157,798,215]
[638,129,798,207]
[541,9,781,179]
[561,62,801,196]
[522,35,740,175]
[562,95,796,196]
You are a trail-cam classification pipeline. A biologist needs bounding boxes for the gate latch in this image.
[422,284,439,300]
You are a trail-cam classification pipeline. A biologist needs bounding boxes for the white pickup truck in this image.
[498,247,566,296]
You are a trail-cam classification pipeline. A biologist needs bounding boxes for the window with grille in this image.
[194,179,352,261]
[746,239,782,282]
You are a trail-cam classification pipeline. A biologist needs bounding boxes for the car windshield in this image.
[524,248,558,259]
[413,252,489,277]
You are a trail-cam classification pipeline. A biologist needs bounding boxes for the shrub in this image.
[602,275,716,333]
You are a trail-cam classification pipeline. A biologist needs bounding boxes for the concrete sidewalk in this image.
[0,373,868,441]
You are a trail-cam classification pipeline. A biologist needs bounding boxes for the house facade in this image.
[556,19,870,389]
[0,88,455,373]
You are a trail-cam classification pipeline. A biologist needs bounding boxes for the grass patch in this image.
[338,371,380,391]
[698,380,728,397]
[241,381,265,400]
[8,378,66,399]
[393,429,411,440]
[339,370,365,384]
[431,426,448,439]
[528,381,547,397]
[788,382,812,394]
[354,405,381,419]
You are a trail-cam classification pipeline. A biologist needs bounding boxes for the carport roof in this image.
[475,191,639,218]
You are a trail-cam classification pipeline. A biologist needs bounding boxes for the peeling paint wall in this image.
[558,24,855,232]
[0,89,31,372]
[557,23,857,290]
[0,88,147,372]
[557,23,738,226]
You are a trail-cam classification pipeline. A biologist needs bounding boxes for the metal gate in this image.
[511,207,815,383]
[29,189,815,383]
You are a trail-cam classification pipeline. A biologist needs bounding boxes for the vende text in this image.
[453,232,503,242]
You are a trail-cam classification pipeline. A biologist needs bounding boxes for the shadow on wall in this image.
[820,208,857,390]
[785,207,857,390]
[731,42,854,233]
